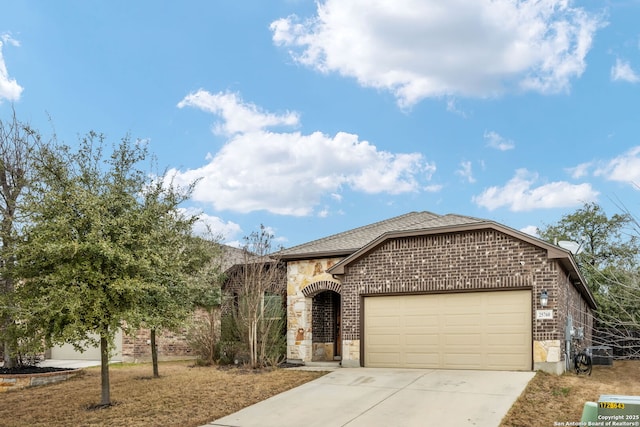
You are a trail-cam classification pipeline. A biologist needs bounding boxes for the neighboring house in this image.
[46,244,246,362]
[279,211,596,374]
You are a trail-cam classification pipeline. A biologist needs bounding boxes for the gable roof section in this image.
[278,211,483,260]
[219,244,247,272]
[325,220,597,309]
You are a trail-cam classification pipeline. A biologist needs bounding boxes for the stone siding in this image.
[286,258,343,362]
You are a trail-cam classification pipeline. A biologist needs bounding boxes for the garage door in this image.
[49,329,123,361]
[364,291,531,370]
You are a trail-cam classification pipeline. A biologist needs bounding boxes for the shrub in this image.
[186,308,220,365]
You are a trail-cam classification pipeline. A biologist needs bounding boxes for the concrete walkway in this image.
[38,359,106,369]
[205,368,534,427]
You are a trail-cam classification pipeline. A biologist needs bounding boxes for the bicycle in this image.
[572,341,592,375]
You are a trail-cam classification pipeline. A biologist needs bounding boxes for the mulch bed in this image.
[0,366,73,375]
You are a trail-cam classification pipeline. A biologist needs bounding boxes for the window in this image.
[262,292,283,320]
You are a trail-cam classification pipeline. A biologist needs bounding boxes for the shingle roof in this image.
[219,244,247,271]
[276,210,597,309]
[278,211,484,259]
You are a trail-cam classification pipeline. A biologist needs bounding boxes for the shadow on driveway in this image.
[205,367,534,427]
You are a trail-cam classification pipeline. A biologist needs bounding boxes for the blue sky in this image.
[1,1,639,248]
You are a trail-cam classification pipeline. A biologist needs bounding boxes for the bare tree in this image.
[0,108,41,368]
[227,225,286,368]
[588,208,640,358]
[539,202,640,359]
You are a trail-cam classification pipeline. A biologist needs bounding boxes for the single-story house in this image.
[278,211,596,374]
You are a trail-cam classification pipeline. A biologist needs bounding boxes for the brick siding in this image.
[556,268,594,344]
[121,308,218,361]
[340,229,583,345]
[311,291,338,343]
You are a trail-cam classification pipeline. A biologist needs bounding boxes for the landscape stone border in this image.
[0,369,81,392]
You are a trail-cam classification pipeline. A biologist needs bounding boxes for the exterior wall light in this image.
[540,289,548,307]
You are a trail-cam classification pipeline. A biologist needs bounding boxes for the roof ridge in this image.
[440,213,487,222]
[279,211,441,256]
[279,211,419,252]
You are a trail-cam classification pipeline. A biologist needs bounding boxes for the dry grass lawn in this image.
[1,360,638,426]
[501,360,640,426]
[0,361,326,427]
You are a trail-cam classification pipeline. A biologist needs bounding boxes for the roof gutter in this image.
[278,249,359,262]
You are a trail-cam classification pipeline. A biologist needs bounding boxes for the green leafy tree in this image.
[16,132,202,405]
[0,109,43,368]
[133,182,223,377]
[539,202,640,293]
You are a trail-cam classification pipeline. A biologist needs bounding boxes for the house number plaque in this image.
[536,309,553,320]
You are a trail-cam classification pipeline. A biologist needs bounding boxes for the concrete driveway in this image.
[205,367,535,427]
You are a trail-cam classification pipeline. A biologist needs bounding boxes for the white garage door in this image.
[364,291,532,370]
[49,329,123,361]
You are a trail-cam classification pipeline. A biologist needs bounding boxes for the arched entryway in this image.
[302,281,341,362]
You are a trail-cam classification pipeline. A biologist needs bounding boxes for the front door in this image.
[335,298,341,359]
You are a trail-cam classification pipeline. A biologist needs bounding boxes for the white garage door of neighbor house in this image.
[49,329,123,361]
[364,290,532,371]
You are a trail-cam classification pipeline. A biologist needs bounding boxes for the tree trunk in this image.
[151,328,159,378]
[259,319,270,366]
[249,318,257,368]
[208,308,216,364]
[3,321,17,368]
[247,322,253,368]
[3,338,16,368]
[2,274,17,368]
[100,335,111,406]
[253,322,258,368]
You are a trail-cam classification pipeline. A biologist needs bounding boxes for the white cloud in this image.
[473,168,599,211]
[520,225,539,237]
[424,184,443,193]
[423,162,437,180]
[611,58,640,83]
[595,146,640,185]
[179,207,242,241]
[565,162,592,179]
[174,90,435,216]
[0,33,23,102]
[456,161,476,183]
[0,33,20,47]
[271,1,604,107]
[178,90,300,136]
[446,98,468,118]
[484,131,515,151]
